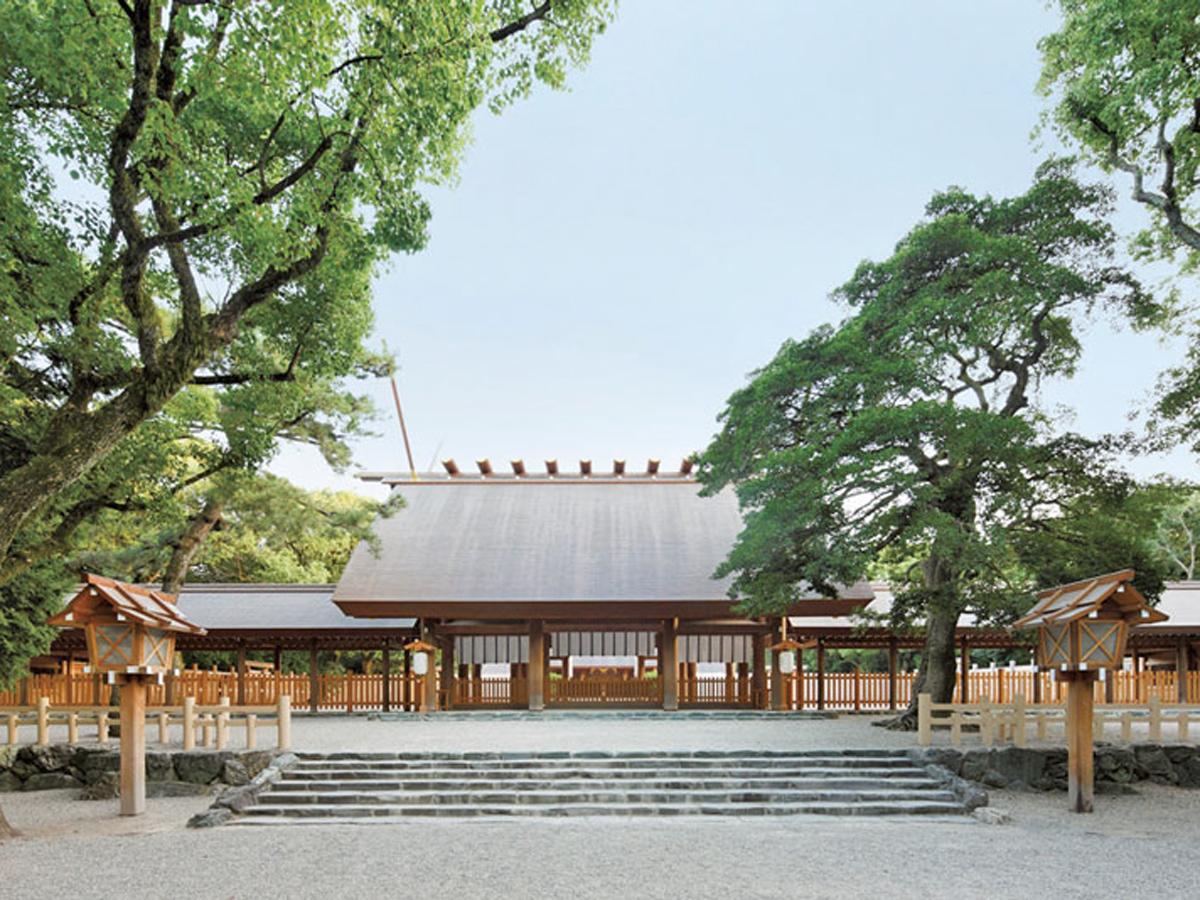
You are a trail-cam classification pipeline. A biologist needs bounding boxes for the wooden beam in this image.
[545,458,558,476]
[888,637,898,712]
[381,640,391,712]
[476,458,493,477]
[646,458,660,476]
[1178,635,1190,703]
[960,639,970,703]
[442,458,459,477]
[816,638,825,711]
[308,644,319,714]
[440,636,455,710]
[236,641,247,706]
[510,459,526,477]
[1064,672,1097,813]
[661,618,678,710]
[754,632,769,710]
[118,676,147,816]
[527,620,545,711]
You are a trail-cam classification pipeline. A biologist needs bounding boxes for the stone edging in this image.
[907,743,1200,792]
[0,744,278,797]
[188,751,299,827]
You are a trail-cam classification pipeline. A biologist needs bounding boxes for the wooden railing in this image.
[917,692,1200,747]
[453,677,528,707]
[549,677,661,705]
[3,668,1195,712]
[2,695,292,750]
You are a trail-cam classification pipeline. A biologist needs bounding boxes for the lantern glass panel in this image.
[1080,620,1122,667]
[95,624,135,666]
[143,628,171,667]
[412,652,430,676]
[1041,623,1071,666]
[778,651,796,674]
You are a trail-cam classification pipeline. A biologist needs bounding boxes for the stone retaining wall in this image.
[909,743,1200,792]
[0,744,281,797]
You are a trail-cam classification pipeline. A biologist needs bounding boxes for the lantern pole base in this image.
[114,673,150,817]
[1059,670,1100,814]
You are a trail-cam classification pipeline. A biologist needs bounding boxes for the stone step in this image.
[234,799,968,820]
[264,787,958,806]
[273,775,944,793]
[284,766,927,783]
[290,757,918,773]
[295,749,909,761]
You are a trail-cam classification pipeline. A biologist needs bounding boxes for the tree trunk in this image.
[161,499,224,594]
[891,605,960,728]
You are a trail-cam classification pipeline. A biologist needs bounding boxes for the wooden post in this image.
[959,639,970,703]
[277,695,291,749]
[527,620,545,711]
[887,638,898,712]
[795,646,805,710]
[36,696,49,746]
[68,711,79,744]
[308,644,319,714]
[236,642,247,707]
[1105,668,1115,705]
[245,714,257,750]
[6,714,16,746]
[1177,636,1189,704]
[216,696,230,750]
[725,662,735,705]
[1064,671,1098,813]
[118,676,147,816]
[1149,693,1163,742]
[770,646,785,711]
[183,696,196,750]
[98,711,110,744]
[753,633,768,710]
[661,619,678,711]
[381,641,392,712]
[816,639,826,711]
[157,711,169,745]
[272,644,282,705]
[1033,665,1042,704]
[66,653,75,705]
[440,637,455,711]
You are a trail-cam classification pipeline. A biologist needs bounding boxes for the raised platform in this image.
[363,710,840,722]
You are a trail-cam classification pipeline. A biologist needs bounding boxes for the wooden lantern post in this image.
[47,574,206,816]
[1014,569,1167,813]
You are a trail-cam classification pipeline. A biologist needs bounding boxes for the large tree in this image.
[0,0,613,577]
[698,163,1160,727]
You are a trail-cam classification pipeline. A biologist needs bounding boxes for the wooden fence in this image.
[917,692,1200,747]
[549,676,662,705]
[2,695,292,750]
[3,667,1195,712]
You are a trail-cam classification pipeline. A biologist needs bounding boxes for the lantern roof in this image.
[1014,569,1168,630]
[47,573,207,635]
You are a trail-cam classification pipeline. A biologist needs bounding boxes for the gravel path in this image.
[2,785,1199,899]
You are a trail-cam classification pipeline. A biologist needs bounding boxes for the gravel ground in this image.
[2,785,1199,900]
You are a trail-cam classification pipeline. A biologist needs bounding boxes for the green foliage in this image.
[1040,0,1200,267]
[0,0,614,571]
[0,565,70,688]
[699,163,1158,630]
[74,472,400,586]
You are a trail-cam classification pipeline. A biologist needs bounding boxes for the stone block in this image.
[23,771,83,791]
[973,807,1012,825]
[174,752,227,784]
[147,781,215,798]
[78,773,119,801]
[26,744,74,772]
[0,770,23,792]
[187,807,233,828]
[222,759,250,786]
[146,751,175,782]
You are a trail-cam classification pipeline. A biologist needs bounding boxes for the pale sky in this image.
[270,0,1198,500]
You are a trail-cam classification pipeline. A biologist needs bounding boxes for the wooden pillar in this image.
[420,622,438,712]
[272,644,282,705]
[959,639,970,703]
[440,637,454,711]
[65,653,75,705]
[661,619,678,711]
[527,620,545,711]
[795,645,805,710]
[236,642,247,707]
[381,641,392,712]
[1104,668,1115,705]
[725,662,735,705]
[402,649,411,711]
[816,639,826,711]
[887,638,898,712]
[753,632,768,710]
[118,676,147,816]
[308,644,319,714]
[1064,672,1097,813]
[1177,636,1190,703]
[770,643,785,711]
